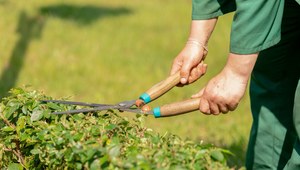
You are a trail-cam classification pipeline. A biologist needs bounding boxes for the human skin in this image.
[171,19,258,114]
[170,19,217,84]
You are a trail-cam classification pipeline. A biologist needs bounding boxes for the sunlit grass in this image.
[0,0,251,167]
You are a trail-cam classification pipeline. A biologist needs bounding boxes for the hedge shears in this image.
[42,72,201,118]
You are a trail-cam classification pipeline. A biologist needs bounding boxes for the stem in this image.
[3,146,26,169]
[0,113,16,129]
[1,114,26,168]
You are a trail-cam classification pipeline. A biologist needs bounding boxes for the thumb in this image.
[180,60,194,84]
[201,63,208,74]
[170,57,183,76]
[170,64,180,76]
[191,88,205,98]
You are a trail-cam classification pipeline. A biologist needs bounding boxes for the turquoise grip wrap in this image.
[139,93,151,104]
[153,107,161,118]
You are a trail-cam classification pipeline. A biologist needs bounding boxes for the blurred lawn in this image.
[0,0,251,167]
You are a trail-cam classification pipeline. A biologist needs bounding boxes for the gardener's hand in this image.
[170,42,208,85]
[192,67,248,114]
[170,19,218,85]
[192,53,258,114]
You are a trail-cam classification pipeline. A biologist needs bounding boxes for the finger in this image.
[176,83,185,87]
[197,61,207,78]
[203,50,208,59]
[180,59,194,84]
[199,98,211,115]
[191,88,204,98]
[208,101,220,115]
[170,59,182,76]
[188,62,205,83]
[218,103,229,114]
[188,67,200,84]
[228,103,238,111]
[201,63,208,75]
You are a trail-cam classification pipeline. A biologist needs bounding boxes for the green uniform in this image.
[192,0,300,169]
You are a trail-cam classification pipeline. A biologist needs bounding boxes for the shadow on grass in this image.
[0,11,45,98]
[0,0,8,5]
[0,4,132,98]
[225,137,248,169]
[39,4,132,25]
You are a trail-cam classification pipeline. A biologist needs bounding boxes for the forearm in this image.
[170,18,218,83]
[194,52,258,114]
[188,18,218,45]
[225,53,259,83]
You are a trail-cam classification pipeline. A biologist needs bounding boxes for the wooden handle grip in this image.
[139,71,180,103]
[153,98,200,118]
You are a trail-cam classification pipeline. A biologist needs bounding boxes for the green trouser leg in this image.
[246,64,299,170]
[294,80,300,140]
[283,80,300,170]
[245,1,300,169]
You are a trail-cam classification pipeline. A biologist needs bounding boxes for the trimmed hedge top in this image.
[0,88,230,169]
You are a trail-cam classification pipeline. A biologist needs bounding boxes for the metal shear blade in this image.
[41,99,151,115]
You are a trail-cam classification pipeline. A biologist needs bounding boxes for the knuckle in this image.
[221,107,229,114]
[210,95,218,102]
[228,102,238,111]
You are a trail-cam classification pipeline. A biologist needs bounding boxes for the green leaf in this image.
[0,103,5,114]
[86,149,97,160]
[42,109,51,119]
[4,105,19,119]
[73,133,84,141]
[20,132,30,142]
[64,148,74,162]
[99,155,109,167]
[75,162,82,170]
[16,116,26,132]
[9,88,25,96]
[195,149,207,160]
[21,106,28,115]
[30,110,43,122]
[108,145,121,158]
[90,159,100,170]
[210,149,224,162]
[105,124,117,130]
[30,148,42,155]
[7,100,21,107]
[46,102,63,110]
[7,163,23,170]
[56,137,65,145]
[2,126,14,132]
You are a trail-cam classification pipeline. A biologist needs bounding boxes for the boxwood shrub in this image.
[0,88,231,169]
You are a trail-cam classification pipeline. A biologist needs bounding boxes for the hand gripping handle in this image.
[152,98,200,118]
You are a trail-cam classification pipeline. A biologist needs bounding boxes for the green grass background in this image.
[0,0,251,167]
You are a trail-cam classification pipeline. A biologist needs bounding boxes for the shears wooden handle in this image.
[152,98,200,118]
[139,71,181,104]
[138,71,201,118]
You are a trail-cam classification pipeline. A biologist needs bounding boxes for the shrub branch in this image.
[4,146,26,168]
[0,113,16,129]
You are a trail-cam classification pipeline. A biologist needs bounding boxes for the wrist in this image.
[189,18,218,44]
[186,38,208,52]
[224,53,258,82]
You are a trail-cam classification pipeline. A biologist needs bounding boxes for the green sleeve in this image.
[230,0,285,54]
[192,0,236,20]
[192,0,285,55]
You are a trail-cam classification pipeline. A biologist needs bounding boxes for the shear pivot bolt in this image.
[135,99,145,107]
[141,105,151,112]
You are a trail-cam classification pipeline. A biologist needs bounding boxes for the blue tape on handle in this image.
[153,107,161,118]
[139,93,151,104]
